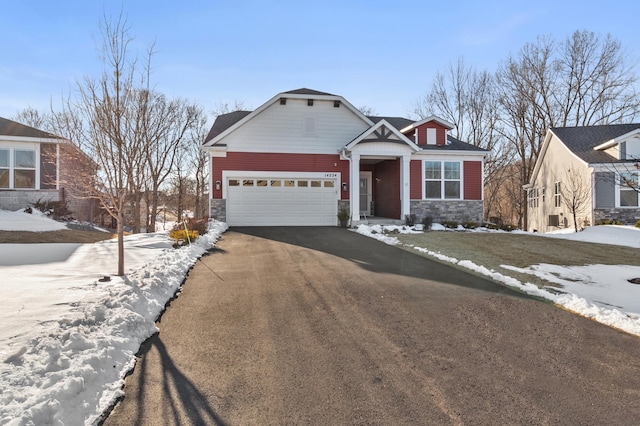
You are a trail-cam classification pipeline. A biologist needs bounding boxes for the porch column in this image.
[350,153,360,225]
[400,154,411,220]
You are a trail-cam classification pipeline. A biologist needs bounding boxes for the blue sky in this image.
[2,1,639,122]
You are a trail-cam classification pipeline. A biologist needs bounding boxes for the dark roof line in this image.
[552,123,640,163]
[0,117,63,139]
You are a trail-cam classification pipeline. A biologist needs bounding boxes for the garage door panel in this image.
[227,176,339,226]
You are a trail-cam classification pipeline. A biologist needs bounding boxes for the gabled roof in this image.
[0,117,62,139]
[203,88,373,146]
[345,119,419,151]
[368,116,414,131]
[282,88,336,96]
[551,123,640,163]
[204,111,252,144]
[399,115,455,133]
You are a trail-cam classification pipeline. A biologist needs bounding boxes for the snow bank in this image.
[0,221,228,425]
[0,209,68,232]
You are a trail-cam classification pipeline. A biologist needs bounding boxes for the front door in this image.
[359,172,372,215]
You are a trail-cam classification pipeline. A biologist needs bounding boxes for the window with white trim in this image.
[0,148,37,189]
[0,149,9,188]
[528,188,539,208]
[619,172,638,207]
[424,161,461,199]
[554,181,561,207]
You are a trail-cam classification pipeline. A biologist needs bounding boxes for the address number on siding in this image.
[324,173,338,178]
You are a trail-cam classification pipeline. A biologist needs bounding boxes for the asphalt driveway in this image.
[104,227,640,425]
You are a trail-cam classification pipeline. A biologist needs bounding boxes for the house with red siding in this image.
[203,88,487,226]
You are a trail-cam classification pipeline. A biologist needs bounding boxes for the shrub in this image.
[422,216,433,231]
[483,222,500,230]
[597,219,624,226]
[499,224,517,232]
[462,221,479,229]
[169,229,198,244]
[441,220,459,229]
[636,220,640,229]
[31,199,73,221]
[404,214,417,226]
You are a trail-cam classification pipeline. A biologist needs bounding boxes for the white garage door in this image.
[226,176,339,226]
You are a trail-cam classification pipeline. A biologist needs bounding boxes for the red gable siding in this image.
[211,152,350,199]
[415,122,447,146]
[410,160,422,199]
[463,161,482,200]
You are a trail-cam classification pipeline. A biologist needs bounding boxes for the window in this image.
[0,149,8,188]
[228,179,240,186]
[256,180,267,187]
[554,182,561,207]
[242,179,254,187]
[270,180,281,187]
[619,172,638,207]
[311,180,321,187]
[528,188,539,208]
[298,180,308,187]
[427,128,437,145]
[424,161,460,199]
[323,181,334,188]
[0,148,36,189]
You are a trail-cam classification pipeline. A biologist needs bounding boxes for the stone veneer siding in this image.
[0,190,59,211]
[410,200,484,224]
[594,208,640,225]
[209,199,227,222]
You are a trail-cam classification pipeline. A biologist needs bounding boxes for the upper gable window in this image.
[427,128,437,145]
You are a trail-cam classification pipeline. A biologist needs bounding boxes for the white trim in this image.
[359,171,372,215]
[221,170,340,200]
[0,135,66,144]
[399,115,454,133]
[345,119,419,152]
[421,159,463,200]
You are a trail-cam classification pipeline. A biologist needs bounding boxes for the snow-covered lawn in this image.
[356,223,640,338]
[0,210,227,425]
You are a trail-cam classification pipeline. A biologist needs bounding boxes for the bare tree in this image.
[415,58,509,221]
[53,13,149,276]
[140,91,202,232]
[559,168,591,232]
[358,105,377,116]
[12,107,50,130]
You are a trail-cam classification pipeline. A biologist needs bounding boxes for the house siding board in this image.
[595,172,615,208]
[40,143,57,190]
[463,161,482,200]
[528,134,594,232]
[410,160,422,199]
[212,152,349,199]
[222,98,369,154]
[374,159,400,219]
[415,122,447,146]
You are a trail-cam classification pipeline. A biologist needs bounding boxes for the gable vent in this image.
[307,99,314,106]
[280,98,287,105]
[334,100,340,108]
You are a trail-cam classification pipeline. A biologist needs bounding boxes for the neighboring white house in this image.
[526,123,640,233]
[0,117,94,221]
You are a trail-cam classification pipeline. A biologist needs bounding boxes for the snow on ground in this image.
[356,223,640,337]
[0,210,227,425]
[0,209,69,232]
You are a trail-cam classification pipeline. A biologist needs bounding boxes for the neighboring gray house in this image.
[525,123,640,233]
[0,117,94,221]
